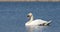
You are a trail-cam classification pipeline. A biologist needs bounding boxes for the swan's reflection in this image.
[25,26,48,32]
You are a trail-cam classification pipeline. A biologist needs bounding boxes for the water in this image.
[0,2,60,32]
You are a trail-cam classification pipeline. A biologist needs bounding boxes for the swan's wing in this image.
[30,19,47,25]
[34,19,47,23]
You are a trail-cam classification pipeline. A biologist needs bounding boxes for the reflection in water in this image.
[25,26,49,32]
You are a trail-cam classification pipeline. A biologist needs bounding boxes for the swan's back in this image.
[28,19,47,25]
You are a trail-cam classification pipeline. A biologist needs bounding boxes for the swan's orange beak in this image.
[27,15,31,19]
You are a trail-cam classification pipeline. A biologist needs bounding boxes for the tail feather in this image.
[47,20,52,25]
[48,20,52,23]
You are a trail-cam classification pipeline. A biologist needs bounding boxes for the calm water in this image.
[0,2,60,32]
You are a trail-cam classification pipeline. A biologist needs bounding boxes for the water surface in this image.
[0,2,60,32]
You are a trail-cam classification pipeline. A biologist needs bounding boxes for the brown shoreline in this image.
[0,0,60,2]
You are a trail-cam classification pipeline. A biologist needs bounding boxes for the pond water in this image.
[0,2,60,32]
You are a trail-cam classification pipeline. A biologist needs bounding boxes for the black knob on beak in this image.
[27,15,30,17]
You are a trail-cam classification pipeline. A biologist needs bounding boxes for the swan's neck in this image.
[29,16,34,22]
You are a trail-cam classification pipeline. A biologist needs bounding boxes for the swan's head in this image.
[27,12,33,18]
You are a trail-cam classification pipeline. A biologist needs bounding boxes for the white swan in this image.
[25,12,52,26]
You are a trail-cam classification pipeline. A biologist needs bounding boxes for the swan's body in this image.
[25,19,51,26]
[25,13,52,26]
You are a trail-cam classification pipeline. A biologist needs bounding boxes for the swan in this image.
[25,12,52,26]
